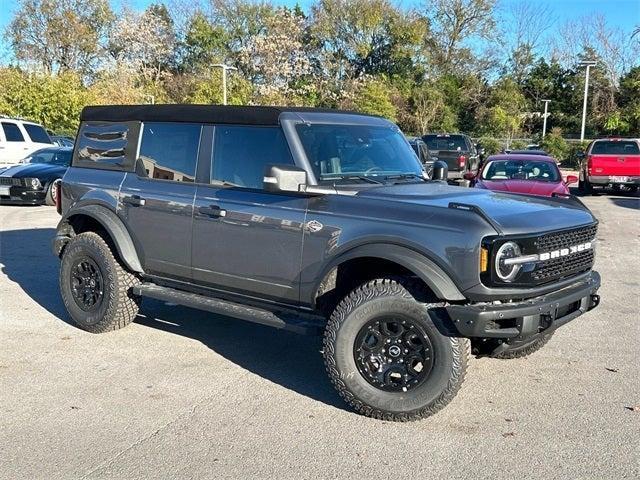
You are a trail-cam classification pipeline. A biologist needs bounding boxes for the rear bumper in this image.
[0,186,46,205]
[447,271,601,341]
[589,175,640,185]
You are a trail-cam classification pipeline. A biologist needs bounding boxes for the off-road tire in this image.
[492,333,553,359]
[323,277,470,421]
[45,178,60,206]
[60,232,140,333]
[578,175,592,195]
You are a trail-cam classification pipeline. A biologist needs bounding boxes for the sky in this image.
[0,0,638,63]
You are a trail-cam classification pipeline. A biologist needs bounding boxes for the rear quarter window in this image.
[591,141,640,155]
[73,121,141,171]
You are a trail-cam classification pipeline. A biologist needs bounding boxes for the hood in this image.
[354,182,595,236]
[478,179,566,197]
[0,163,66,179]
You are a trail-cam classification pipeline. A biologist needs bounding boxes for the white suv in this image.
[0,117,53,168]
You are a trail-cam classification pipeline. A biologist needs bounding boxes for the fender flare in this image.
[55,204,143,273]
[312,243,466,303]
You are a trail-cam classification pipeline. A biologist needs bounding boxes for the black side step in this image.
[133,283,325,336]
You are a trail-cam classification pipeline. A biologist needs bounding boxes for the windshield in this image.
[26,149,71,166]
[423,135,467,151]
[296,124,422,182]
[481,160,560,182]
[591,140,639,155]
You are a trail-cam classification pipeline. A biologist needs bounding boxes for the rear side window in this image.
[2,122,24,142]
[137,122,201,182]
[74,121,141,171]
[23,124,52,144]
[212,126,293,189]
[591,141,639,155]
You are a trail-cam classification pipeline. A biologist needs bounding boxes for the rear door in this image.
[118,121,203,281]
[192,125,307,305]
[0,121,29,163]
[589,140,640,177]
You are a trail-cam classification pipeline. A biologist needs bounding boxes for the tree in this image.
[423,0,496,73]
[341,77,397,121]
[180,11,228,73]
[476,78,526,143]
[6,0,113,76]
[617,66,640,135]
[108,4,177,90]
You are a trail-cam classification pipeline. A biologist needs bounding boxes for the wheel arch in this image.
[54,204,143,273]
[310,243,465,310]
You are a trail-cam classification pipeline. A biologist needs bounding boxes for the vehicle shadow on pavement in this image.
[0,227,346,411]
[608,197,640,210]
[135,301,348,411]
[0,227,70,320]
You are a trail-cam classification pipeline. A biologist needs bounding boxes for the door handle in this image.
[122,195,146,207]
[198,204,226,218]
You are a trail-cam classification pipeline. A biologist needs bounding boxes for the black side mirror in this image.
[432,160,448,181]
[576,151,586,159]
[263,164,307,193]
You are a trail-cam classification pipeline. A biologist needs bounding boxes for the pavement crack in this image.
[80,397,208,479]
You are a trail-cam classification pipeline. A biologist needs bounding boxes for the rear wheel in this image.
[60,232,140,333]
[578,175,592,195]
[323,278,469,421]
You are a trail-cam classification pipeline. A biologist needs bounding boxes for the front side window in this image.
[138,122,201,182]
[296,124,422,183]
[2,122,24,142]
[591,141,639,155]
[212,125,293,189]
[481,160,560,182]
[23,124,52,144]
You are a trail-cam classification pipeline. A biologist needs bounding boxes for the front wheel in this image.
[45,178,61,206]
[323,278,469,421]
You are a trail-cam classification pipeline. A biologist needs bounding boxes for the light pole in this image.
[212,63,238,105]
[541,99,551,138]
[578,60,597,142]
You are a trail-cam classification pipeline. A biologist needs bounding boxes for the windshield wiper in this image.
[383,173,426,182]
[324,175,383,185]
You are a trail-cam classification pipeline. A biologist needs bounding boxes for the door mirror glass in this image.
[264,164,307,193]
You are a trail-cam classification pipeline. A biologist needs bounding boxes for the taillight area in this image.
[458,155,466,168]
[55,181,62,215]
[587,155,593,175]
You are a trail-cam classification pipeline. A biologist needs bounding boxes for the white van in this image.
[0,117,53,168]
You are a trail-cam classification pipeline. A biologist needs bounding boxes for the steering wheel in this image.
[365,166,383,174]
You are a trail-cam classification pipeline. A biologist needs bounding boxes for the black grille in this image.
[532,249,595,281]
[532,224,597,282]
[0,177,22,186]
[535,224,597,252]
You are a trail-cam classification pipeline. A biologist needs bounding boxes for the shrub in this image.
[477,137,501,156]
[539,128,569,162]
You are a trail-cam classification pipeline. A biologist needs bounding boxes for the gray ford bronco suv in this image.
[53,105,601,421]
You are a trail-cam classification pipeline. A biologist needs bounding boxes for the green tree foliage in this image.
[539,128,569,162]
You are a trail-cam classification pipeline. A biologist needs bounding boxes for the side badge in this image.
[306,220,324,233]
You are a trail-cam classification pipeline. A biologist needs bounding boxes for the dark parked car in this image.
[464,154,577,197]
[50,135,75,148]
[422,133,480,185]
[508,149,548,157]
[53,105,601,421]
[0,146,71,205]
[406,136,434,177]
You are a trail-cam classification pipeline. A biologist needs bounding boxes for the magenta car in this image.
[464,154,578,197]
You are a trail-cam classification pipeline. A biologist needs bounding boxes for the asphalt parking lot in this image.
[1,192,638,480]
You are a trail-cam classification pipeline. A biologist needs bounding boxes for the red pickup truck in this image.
[578,138,640,194]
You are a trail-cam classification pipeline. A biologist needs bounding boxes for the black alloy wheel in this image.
[70,257,104,311]
[354,316,434,392]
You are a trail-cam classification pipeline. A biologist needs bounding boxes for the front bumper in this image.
[0,185,46,205]
[446,271,601,341]
[589,175,640,186]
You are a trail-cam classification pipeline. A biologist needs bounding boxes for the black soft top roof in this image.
[80,104,370,125]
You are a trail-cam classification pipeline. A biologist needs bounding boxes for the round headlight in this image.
[30,178,41,189]
[495,241,522,282]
